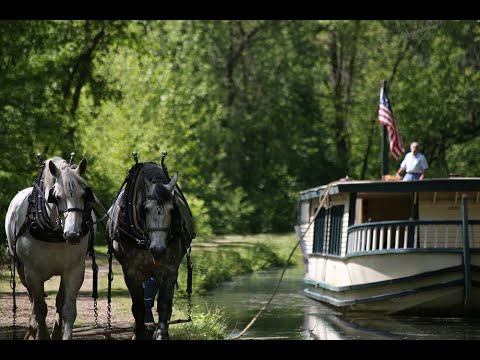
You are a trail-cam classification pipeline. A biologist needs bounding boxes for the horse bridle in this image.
[141,194,172,246]
[47,185,94,231]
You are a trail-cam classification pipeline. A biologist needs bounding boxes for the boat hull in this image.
[304,251,480,316]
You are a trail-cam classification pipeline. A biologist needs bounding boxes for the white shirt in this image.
[401,152,428,174]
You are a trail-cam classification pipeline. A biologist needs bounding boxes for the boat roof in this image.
[299,177,480,201]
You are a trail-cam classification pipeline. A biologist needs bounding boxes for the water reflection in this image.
[198,264,480,340]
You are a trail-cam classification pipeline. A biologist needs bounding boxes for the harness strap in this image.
[59,207,84,213]
[145,227,168,232]
[106,240,114,330]
[186,247,193,295]
[9,254,18,340]
[28,163,94,243]
[90,246,99,328]
[86,214,98,298]
[33,181,52,213]
[29,165,64,242]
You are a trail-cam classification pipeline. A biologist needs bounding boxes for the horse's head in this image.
[48,158,92,244]
[142,172,178,263]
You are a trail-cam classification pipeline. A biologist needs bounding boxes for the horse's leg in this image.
[51,279,65,340]
[23,269,49,340]
[154,276,176,340]
[16,264,37,340]
[123,273,149,340]
[24,313,37,340]
[60,264,85,340]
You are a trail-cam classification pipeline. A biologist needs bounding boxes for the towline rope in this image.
[229,181,336,339]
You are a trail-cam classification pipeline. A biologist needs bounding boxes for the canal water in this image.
[198,264,480,340]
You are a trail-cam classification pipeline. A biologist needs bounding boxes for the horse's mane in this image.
[138,163,171,199]
[140,163,167,184]
[42,157,88,196]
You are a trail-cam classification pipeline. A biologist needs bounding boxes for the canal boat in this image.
[296,176,480,316]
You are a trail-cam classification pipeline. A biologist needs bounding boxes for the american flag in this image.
[378,86,404,160]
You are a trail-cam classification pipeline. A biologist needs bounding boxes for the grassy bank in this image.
[0,233,301,339]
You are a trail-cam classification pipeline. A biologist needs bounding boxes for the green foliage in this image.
[186,251,251,292]
[170,308,227,340]
[446,138,480,176]
[177,233,299,294]
[243,243,286,271]
[185,195,214,241]
[202,174,255,235]
[2,20,480,243]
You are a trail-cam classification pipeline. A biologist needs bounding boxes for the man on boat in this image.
[396,141,428,181]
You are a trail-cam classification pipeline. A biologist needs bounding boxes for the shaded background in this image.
[1,20,480,256]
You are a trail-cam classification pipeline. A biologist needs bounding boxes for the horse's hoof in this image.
[146,328,155,339]
[51,332,62,340]
[51,325,62,340]
[132,331,151,340]
[154,330,169,340]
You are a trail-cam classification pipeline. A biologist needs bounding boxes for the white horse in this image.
[5,157,96,340]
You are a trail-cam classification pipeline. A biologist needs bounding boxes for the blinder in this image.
[84,187,94,203]
[48,188,58,204]
[48,186,94,204]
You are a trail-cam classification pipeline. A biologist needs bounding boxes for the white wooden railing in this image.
[346,220,480,254]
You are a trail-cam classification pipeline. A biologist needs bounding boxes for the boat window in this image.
[313,205,344,256]
[313,208,326,253]
[328,205,344,256]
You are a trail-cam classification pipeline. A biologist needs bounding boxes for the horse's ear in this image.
[76,158,87,176]
[166,172,178,193]
[143,177,154,195]
[48,160,61,178]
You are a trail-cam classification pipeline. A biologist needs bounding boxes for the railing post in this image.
[387,226,392,249]
[361,230,366,252]
[462,193,472,315]
[379,227,384,250]
[366,228,372,251]
[395,226,400,249]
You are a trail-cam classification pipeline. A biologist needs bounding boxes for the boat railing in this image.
[346,219,480,254]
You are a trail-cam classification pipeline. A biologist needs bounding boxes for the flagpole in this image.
[381,80,389,178]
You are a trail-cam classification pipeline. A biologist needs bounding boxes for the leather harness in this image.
[17,162,95,245]
[116,161,196,250]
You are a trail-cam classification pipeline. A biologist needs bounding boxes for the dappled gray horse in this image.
[107,160,195,340]
[5,156,96,340]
